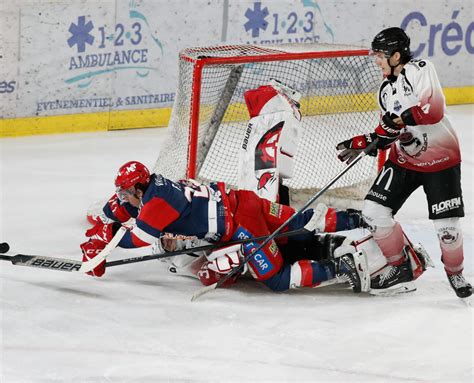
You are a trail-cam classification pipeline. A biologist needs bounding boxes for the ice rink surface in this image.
[0,105,473,382]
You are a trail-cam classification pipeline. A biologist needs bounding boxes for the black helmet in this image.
[371,27,411,61]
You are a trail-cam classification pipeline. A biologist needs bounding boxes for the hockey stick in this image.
[0,227,126,273]
[191,140,378,301]
[105,227,309,268]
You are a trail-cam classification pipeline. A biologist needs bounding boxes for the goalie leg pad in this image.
[350,251,370,293]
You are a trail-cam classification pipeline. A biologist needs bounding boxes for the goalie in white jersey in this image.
[337,27,471,298]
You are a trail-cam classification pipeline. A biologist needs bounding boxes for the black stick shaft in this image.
[105,227,308,268]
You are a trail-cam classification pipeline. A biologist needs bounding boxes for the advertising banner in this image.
[0,0,472,130]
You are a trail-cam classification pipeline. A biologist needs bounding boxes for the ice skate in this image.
[447,272,472,298]
[370,257,416,296]
[336,251,370,293]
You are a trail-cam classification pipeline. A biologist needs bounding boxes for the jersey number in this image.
[184,184,210,202]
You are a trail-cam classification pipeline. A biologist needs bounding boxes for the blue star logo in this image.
[67,16,94,53]
[244,2,269,38]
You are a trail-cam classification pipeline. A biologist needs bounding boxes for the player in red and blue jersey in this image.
[81,161,369,293]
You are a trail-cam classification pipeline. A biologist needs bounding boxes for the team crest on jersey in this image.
[154,174,166,187]
[394,100,402,112]
[381,90,389,109]
[399,132,428,158]
[401,77,412,96]
[269,202,282,218]
[257,171,276,191]
[268,241,278,254]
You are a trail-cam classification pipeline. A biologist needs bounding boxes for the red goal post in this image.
[154,43,386,207]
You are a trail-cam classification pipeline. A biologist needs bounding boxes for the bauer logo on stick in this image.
[31,258,82,271]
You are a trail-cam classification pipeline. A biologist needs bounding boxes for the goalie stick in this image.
[191,140,378,302]
[0,227,126,273]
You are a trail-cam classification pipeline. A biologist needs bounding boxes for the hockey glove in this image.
[80,239,107,277]
[85,221,122,243]
[374,112,404,149]
[206,244,246,274]
[336,133,378,164]
[196,244,246,287]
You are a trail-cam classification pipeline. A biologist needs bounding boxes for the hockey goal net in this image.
[154,43,383,207]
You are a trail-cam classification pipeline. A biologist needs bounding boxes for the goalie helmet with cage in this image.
[371,27,412,63]
[115,161,151,201]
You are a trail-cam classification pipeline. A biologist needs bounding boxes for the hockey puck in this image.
[0,242,10,254]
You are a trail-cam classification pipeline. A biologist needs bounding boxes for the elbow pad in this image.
[401,107,418,126]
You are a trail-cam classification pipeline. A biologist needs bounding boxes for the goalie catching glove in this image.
[197,244,247,287]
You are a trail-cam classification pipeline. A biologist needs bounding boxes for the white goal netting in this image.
[154,43,382,207]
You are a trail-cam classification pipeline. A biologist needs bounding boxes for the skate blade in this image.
[369,282,417,296]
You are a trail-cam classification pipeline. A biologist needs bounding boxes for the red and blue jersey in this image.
[103,175,232,249]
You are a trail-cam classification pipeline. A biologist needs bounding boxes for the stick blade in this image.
[191,283,217,302]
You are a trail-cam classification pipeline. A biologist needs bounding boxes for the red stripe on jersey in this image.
[130,232,152,247]
[299,260,314,287]
[139,197,180,231]
[108,194,132,222]
[325,208,337,232]
[411,103,443,125]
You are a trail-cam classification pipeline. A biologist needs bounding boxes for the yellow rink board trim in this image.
[1,86,472,138]
[0,108,173,138]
